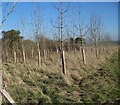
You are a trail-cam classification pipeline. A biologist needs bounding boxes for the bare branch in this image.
[75,23,90,32]
[53,3,60,13]
[83,28,90,36]
[74,25,80,31]
[62,3,70,14]
[0,1,17,29]
[50,18,61,29]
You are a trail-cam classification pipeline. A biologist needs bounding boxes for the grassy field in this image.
[2,46,119,104]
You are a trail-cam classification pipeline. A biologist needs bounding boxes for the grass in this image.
[2,46,119,104]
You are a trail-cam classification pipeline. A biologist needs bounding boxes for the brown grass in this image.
[2,45,118,103]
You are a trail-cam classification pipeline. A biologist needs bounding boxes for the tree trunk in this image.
[81,47,86,65]
[95,47,98,58]
[95,42,98,58]
[37,43,41,66]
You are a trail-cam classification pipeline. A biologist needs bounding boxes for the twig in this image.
[0,1,17,29]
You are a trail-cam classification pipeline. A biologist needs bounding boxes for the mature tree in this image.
[2,30,22,62]
[2,30,22,50]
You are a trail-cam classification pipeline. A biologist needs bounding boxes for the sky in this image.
[1,2,118,41]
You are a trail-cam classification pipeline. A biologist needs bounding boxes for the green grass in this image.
[79,51,119,103]
[94,51,119,102]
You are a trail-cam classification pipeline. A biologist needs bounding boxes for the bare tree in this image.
[89,14,103,58]
[19,17,26,64]
[31,5,43,66]
[51,2,70,76]
[74,7,90,65]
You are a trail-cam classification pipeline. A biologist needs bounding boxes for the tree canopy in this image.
[2,30,23,50]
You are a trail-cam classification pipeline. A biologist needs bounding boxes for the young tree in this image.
[18,17,26,63]
[31,5,43,66]
[52,2,70,76]
[74,7,90,65]
[89,14,103,58]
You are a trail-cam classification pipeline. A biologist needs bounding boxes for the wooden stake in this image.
[81,47,86,65]
[13,51,16,63]
[0,89,16,105]
[21,44,26,63]
[37,43,41,66]
[61,50,66,75]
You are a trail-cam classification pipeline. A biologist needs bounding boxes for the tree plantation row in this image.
[1,2,117,78]
[2,29,116,63]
